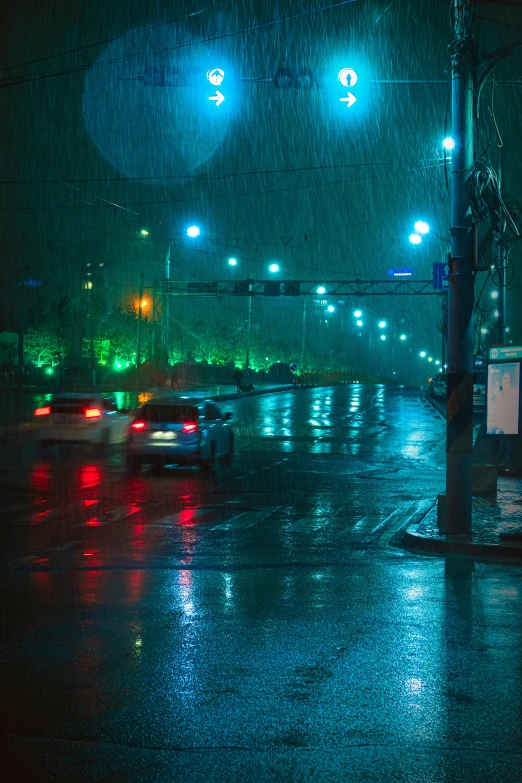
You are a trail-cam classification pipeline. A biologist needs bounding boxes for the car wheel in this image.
[201,442,216,474]
[126,454,142,475]
[223,433,234,466]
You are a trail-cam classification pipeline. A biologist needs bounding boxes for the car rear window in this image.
[51,398,96,415]
[140,404,199,423]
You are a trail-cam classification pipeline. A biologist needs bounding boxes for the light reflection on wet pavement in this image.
[2,385,521,781]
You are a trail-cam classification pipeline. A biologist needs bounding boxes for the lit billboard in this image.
[486,362,520,436]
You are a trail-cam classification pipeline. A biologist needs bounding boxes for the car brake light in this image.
[182,422,198,433]
[84,408,102,419]
[131,420,146,431]
[34,406,51,416]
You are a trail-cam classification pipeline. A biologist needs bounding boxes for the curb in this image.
[402,524,522,562]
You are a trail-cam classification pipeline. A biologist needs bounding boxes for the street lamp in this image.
[356,319,363,327]
[490,290,499,300]
[380,334,386,341]
[442,136,455,152]
[317,286,326,295]
[353,309,362,318]
[140,229,149,237]
[400,334,407,341]
[186,225,201,238]
[269,263,280,273]
[414,220,430,236]
[228,257,238,266]
[327,305,335,313]
[409,232,422,245]
[378,320,387,329]
[420,351,427,358]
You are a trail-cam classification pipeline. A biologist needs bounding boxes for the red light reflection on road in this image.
[31,508,53,524]
[31,463,51,492]
[79,465,101,490]
[85,517,102,527]
[83,499,98,508]
[124,570,145,604]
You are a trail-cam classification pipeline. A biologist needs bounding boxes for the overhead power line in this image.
[0,0,357,88]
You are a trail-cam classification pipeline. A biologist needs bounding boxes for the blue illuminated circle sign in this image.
[338,68,358,87]
[207,68,224,86]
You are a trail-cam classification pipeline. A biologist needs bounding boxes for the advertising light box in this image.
[486,362,521,436]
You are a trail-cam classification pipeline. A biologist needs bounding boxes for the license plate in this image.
[151,431,177,440]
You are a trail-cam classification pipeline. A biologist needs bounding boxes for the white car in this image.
[126,397,234,473]
[34,393,131,448]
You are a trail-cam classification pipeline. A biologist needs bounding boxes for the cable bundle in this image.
[469,158,519,241]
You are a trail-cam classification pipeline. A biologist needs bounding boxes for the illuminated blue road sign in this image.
[388,269,413,278]
[433,262,449,290]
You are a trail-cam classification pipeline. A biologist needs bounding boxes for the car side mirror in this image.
[225,412,232,420]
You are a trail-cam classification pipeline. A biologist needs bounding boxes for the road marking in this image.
[107,504,142,521]
[285,514,334,533]
[211,506,280,531]
[148,508,213,527]
[49,540,81,553]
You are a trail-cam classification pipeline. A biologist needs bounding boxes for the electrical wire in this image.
[1,161,445,211]
[0,0,357,88]
[0,1,234,75]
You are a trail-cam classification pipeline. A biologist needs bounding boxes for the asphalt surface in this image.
[2,385,522,782]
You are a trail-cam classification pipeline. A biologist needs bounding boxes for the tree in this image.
[25,324,67,367]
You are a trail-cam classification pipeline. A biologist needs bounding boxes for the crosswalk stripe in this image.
[211,506,280,531]
[148,508,213,527]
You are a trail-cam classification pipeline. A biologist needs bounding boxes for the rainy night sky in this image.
[1,0,521,366]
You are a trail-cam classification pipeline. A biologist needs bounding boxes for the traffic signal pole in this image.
[445,0,475,534]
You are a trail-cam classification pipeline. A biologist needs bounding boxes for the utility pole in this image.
[300,297,308,370]
[163,245,171,365]
[445,0,475,534]
[137,272,144,369]
[245,282,253,373]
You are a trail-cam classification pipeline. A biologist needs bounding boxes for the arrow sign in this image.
[209,90,225,106]
[340,92,357,108]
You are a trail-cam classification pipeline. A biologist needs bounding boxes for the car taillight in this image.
[131,420,146,431]
[84,408,102,419]
[182,422,198,433]
[34,406,51,416]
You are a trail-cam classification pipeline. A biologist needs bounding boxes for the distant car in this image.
[34,393,131,448]
[429,373,447,399]
[126,397,234,474]
[473,371,486,409]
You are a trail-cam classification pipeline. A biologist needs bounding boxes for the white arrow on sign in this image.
[340,92,357,108]
[209,90,225,106]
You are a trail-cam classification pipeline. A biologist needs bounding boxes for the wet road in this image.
[1,385,522,781]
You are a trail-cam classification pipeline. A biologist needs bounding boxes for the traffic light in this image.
[273,67,316,89]
[284,281,301,296]
[264,281,281,296]
[187,282,218,295]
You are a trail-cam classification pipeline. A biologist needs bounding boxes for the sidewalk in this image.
[149,382,294,402]
[402,476,522,561]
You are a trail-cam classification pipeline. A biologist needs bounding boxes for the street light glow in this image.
[353,309,362,318]
[141,300,147,307]
[420,351,427,358]
[409,233,422,245]
[481,327,488,334]
[400,334,407,340]
[140,229,149,236]
[378,320,386,328]
[327,305,335,313]
[317,286,326,294]
[356,320,363,327]
[414,220,430,235]
[228,257,238,266]
[186,225,201,238]
[380,335,386,341]
[442,136,455,151]
[428,357,433,362]
[269,263,280,273]
[435,360,440,365]
[490,290,499,299]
